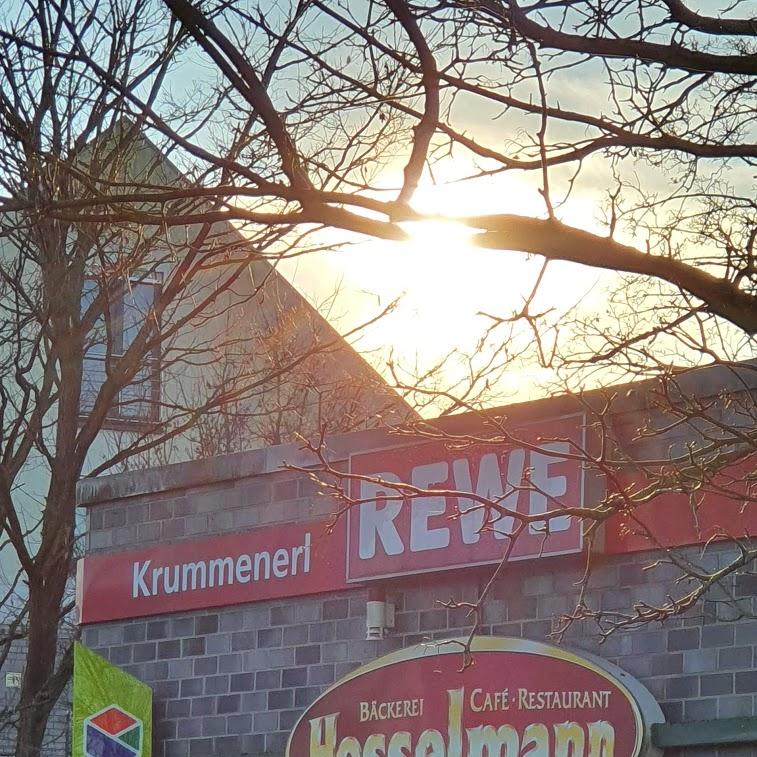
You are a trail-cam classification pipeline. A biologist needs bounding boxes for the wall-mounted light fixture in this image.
[366,587,395,640]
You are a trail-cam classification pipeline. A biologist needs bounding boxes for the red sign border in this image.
[345,412,587,583]
[285,635,664,757]
[76,516,350,625]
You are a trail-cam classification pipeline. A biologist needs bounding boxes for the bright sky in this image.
[281,162,615,408]
[224,0,754,411]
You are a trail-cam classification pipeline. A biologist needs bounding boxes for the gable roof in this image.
[90,122,418,436]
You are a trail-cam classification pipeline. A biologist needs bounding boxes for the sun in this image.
[316,216,546,384]
[283,168,611,404]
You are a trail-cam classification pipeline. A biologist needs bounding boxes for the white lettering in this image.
[151,566,163,595]
[364,733,386,757]
[310,713,337,757]
[358,474,404,559]
[470,688,484,712]
[132,560,151,598]
[588,721,615,757]
[181,561,207,591]
[529,443,571,534]
[448,687,463,757]
[522,723,549,757]
[555,722,585,757]
[454,453,509,544]
[235,554,252,583]
[416,729,445,756]
[208,557,233,587]
[163,565,179,594]
[273,548,290,578]
[410,462,450,552]
[336,737,361,757]
[499,448,526,537]
[387,731,411,757]
[291,545,304,575]
[302,689,618,757]
[128,538,316,603]
[467,724,520,757]
[254,551,270,580]
[303,532,311,573]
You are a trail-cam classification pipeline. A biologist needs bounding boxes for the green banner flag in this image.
[72,642,152,757]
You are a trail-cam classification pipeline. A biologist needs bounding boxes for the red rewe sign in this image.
[77,518,349,624]
[605,453,757,554]
[287,636,663,757]
[347,415,585,582]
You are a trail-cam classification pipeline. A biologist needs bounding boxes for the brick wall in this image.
[78,428,757,757]
[0,633,70,757]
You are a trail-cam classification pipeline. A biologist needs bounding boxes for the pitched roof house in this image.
[72,125,417,471]
[0,122,415,755]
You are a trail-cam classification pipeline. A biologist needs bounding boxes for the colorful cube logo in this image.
[84,705,143,757]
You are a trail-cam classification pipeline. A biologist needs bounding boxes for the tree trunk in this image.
[14,584,67,757]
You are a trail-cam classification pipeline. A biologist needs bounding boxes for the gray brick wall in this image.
[0,633,70,757]
[78,421,757,757]
[81,548,757,757]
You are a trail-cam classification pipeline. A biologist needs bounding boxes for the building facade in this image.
[76,362,757,757]
[0,123,416,755]
[0,635,69,757]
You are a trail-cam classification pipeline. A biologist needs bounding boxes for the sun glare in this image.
[283,168,612,404]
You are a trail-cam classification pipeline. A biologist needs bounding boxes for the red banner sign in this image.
[78,413,587,623]
[286,636,663,757]
[606,453,757,554]
[77,518,349,624]
[346,414,585,582]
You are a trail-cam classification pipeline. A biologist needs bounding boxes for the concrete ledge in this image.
[653,717,757,748]
[76,426,397,507]
[76,358,756,508]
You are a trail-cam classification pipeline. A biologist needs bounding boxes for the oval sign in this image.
[287,636,663,757]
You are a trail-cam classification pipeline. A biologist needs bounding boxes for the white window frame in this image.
[80,273,162,428]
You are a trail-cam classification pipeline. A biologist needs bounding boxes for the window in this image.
[80,275,161,426]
